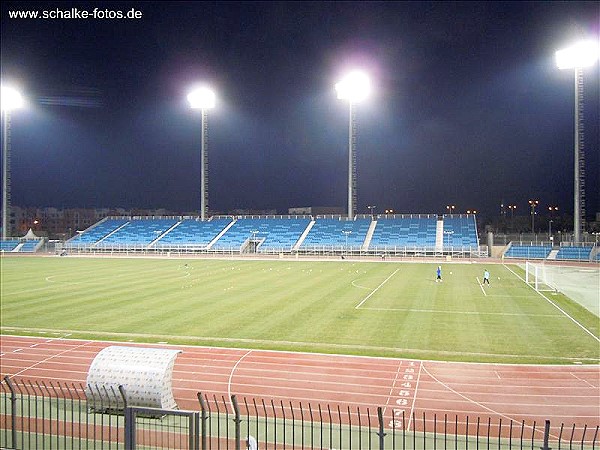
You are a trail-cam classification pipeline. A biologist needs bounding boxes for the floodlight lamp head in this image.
[335,71,370,103]
[556,39,600,69]
[1,85,24,111]
[187,87,216,109]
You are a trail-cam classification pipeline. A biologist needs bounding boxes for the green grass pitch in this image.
[1,256,598,364]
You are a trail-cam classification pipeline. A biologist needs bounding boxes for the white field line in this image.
[503,264,600,343]
[476,277,487,296]
[355,268,400,309]
[359,308,562,317]
[4,327,597,362]
[228,349,253,411]
[407,361,424,432]
[351,279,373,291]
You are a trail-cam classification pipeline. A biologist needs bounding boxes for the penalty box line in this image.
[355,268,400,309]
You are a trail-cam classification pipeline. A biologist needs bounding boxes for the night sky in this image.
[1,1,599,218]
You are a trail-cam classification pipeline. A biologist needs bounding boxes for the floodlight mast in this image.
[555,40,600,243]
[336,71,370,220]
[187,87,216,221]
[1,86,24,240]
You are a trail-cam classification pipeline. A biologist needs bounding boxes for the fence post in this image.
[3,376,17,450]
[231,395,242,450]
[377,407,386,450]
[197,393,208,450]
[119,385,134,450]
[540,420,551,450]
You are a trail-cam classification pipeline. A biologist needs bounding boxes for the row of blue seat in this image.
[504,245,553,259]
[0,240,42,252]
[67,216,479,252]
[504,245,595,261]
[370,217,437,248]
[556,246,593,260]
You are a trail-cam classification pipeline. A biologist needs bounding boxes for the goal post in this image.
[525,261,559,292]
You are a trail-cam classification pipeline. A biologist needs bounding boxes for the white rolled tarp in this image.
[85,346,182,411]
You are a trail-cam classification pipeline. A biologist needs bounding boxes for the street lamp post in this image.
[250,230,259,253]
[529,200,539,233]
[1,86,24,240]
[556,40,600,243]
[336,71,370,220]
[187,87,216,221]
[367,205,376,218]
[508,205,517,232]
[446,205,456,215]
[342,230,352,255]
[443,230,454,254]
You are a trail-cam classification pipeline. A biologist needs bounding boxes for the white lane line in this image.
[570,372,599,389]
[422,365,558,439]
[13,339,91,377]
[227,350,253,411]
[355,268,400,309]
[381,360,405,418]
[406,361,424,432]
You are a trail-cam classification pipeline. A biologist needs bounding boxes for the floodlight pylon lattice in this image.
[348,103,357,220]
[187,87,215,221]
[1,85,23,240]
[574,69,586,241]
[336,71,370,219]
[201,109,209,221]
[556,40,599,242]
[2,111,11,240]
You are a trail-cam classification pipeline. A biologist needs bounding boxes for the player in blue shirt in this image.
[483,269,490,285]
[436,266,442,283]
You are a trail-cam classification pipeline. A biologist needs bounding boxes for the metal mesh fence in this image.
[1,376,598,449]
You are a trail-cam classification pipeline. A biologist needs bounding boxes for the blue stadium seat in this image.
[0,240,19,252]
[300,218,371,250]
[19,240,41,252]
[369,216,437,250]
[67,218,130,247]
[442,215,479,250]
[98,218,179,247]
[504,245,552,259]
[212,217,311,252]
[155,218,233,249]
[555,246,593,261]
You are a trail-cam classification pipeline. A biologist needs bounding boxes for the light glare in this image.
[187,87,216,109]
[556,40,600,69]
[335,71,371,103]
[1,86,24,111]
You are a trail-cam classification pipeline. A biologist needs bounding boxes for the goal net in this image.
[525,261,559,292]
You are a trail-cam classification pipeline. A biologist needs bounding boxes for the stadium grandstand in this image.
[58,213,488,257]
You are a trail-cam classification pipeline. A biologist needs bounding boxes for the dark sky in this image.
[1,1,599,218]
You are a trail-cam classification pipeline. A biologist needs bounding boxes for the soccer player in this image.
[436,265,442,283]
[483,269,490,285]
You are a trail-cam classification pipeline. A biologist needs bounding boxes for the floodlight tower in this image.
[187,87,216,221]
[1,86,24,240]
[555,39,600,243]
[336,71,370,219]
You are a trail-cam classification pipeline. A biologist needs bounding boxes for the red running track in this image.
[1,335,598,429]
